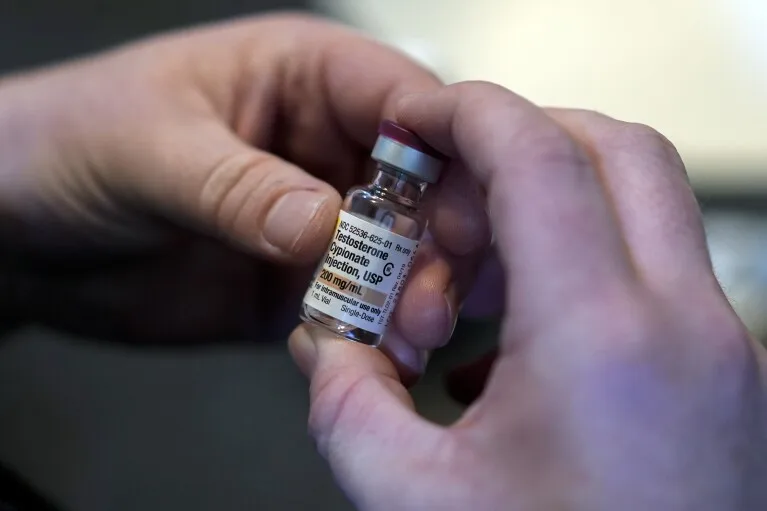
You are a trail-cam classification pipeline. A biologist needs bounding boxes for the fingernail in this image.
[263,190,329,256]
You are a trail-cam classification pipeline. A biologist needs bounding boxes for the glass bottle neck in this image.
[371,164,427,205]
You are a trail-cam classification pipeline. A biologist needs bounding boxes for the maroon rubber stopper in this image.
[378,120,447,160]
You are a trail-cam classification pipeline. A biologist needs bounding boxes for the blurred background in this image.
[1,0,766,510]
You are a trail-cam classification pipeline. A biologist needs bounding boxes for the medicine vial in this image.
[300,120,447,347]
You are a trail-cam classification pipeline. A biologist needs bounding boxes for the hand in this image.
[289,82,767,510]
[0,15,490,373]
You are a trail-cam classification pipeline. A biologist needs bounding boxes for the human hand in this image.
[0,15,489,370]
[289,82,767,510]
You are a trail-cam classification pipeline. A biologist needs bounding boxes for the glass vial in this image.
[300,120,447,347]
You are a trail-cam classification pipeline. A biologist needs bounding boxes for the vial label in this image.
[303,210,419,335]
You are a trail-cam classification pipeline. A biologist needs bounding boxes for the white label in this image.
[303,210,419,335]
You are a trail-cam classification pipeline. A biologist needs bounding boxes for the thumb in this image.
[114,120,342,263]
[288,324,447,506]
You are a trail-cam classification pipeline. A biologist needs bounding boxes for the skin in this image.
[0,13,764,511]
[0,14,489,378]
[289,85,767,509]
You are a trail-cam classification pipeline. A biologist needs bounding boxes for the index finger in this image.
[250,16,489,255]
[270,19,492,349]
[396,82,635,317]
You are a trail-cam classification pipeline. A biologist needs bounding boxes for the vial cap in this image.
[371,120,447,184]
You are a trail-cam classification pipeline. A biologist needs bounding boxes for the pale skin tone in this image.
[0,14,765,511]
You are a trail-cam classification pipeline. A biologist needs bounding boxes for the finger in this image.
[249,17,492,327]
[265,18,492,337]
[545,109,716,292]
[304,18,442,158]
[393,239,461,351]
[412,160,492,339]
[397,82,635,316]
[424,160,490,258]
[288,324,446,507]
[379,328,430,387]
[219,14,446,191]
[112,120,341,264]
[460,247,505,319]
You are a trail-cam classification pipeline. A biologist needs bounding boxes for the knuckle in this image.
[584,290,756,388]
[695,310,755,379]
[565,287,664,366]
[450,82,594,185]
[513,121,594,189]
[450,82,516,136]
[674,307,757,403]
[449,80,510,98]
[526,123,591,170]
[199,152,284,236]
[602,121,684,168]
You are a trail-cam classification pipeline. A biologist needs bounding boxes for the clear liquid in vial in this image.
[300,183,426,346]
